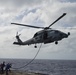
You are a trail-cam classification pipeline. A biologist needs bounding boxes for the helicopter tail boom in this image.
[13,42,23,45]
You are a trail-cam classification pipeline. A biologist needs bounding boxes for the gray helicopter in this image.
[11,13,70,48]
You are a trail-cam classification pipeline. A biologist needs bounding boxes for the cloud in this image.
[59,0,76,3]
[0,0,76,59]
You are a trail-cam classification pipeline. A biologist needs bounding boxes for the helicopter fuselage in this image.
[13,29,70,46]
[32,29,69,44]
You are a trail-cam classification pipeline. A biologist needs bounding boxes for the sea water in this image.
[0,59,76,75]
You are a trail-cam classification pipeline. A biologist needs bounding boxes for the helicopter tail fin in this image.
[13,35,23,45]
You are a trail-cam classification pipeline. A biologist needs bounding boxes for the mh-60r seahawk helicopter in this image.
[11,13,70,48]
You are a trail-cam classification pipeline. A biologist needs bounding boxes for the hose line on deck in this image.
[12,43,42,70]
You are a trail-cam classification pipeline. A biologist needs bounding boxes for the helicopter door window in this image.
[43,31,47,40]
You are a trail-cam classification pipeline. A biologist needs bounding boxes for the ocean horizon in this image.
[0,59,76,75]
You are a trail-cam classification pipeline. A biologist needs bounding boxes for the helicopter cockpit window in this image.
[55,30,59,33]
[33,33,38,37]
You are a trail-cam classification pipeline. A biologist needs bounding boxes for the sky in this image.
[0,0,76,60]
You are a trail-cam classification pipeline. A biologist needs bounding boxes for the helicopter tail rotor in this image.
[13,32,23,45]
[16,32,21,39]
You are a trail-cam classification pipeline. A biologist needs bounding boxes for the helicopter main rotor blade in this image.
[11,23,44,29]
[48,13,67,28]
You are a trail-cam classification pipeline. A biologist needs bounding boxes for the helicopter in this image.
[11,13,70,48]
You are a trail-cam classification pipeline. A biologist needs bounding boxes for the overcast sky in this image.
[0,0,76,60]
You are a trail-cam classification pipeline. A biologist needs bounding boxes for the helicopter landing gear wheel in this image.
[34,44,37,48]
[55,41,58,45]
[34,46,37,48]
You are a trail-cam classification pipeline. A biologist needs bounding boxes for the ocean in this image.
[0,59,76,75]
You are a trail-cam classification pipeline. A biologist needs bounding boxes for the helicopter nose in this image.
[64,32,70,38]
[63,33,68,38]
[60,33,68,38]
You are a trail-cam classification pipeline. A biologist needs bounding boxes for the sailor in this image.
[1,61,5,74]
[5,63,12,75]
